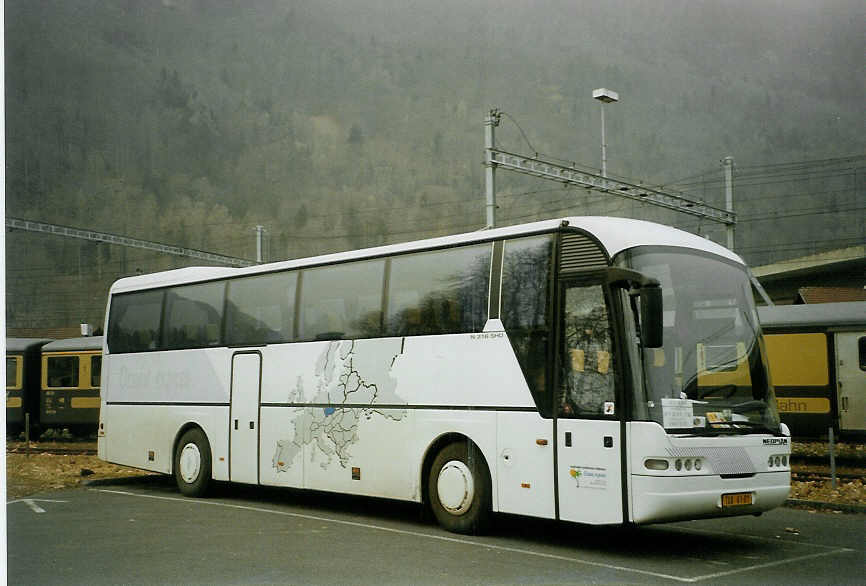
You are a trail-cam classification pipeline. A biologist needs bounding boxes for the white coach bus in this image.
[99,217,790,533]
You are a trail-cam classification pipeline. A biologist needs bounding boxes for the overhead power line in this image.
[6,217,254,267]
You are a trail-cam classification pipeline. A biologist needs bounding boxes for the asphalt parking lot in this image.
[7,476,864,585]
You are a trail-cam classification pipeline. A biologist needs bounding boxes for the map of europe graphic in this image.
[273,339,407,470]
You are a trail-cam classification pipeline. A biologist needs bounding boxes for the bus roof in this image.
[41,336,104,352]
[109,216,742,294]
[758,301,866,330]
[5,338,54,353]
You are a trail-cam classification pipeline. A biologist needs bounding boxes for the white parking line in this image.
[690,548,855,582]
[6,498,68,514]
[92,488,854,583]
[671,523,853,550]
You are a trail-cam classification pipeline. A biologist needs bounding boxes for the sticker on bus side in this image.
[568,466,607,489]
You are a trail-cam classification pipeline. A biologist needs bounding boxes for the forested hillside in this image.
[6,0,864,330]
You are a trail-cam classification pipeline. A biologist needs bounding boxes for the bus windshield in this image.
[618,246,781,435]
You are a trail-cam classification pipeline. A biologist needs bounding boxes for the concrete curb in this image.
[785,498,866,514]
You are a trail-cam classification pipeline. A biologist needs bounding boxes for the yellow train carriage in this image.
[6,338,53,436]
[40,336,103,434]
[759,302,865,438]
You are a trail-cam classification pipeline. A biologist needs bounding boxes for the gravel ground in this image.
[789,440,865,508]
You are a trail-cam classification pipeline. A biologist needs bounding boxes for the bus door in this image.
[230,352,262,484]
[555,281,624,524]
[835,332,866,433]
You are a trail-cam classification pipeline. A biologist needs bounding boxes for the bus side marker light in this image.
[644,459,669,470]
[352,467,361,480]
[536,439,548,446]
[521,483,531,489]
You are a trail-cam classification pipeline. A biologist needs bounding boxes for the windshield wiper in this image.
[723,421,780,435]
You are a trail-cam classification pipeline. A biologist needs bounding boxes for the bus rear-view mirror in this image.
[639,284,663,349]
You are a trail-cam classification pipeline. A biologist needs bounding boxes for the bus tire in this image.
[174,428,212,497]
[428,440,491,535]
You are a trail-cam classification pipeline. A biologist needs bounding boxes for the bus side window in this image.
[163,282,225,350]
[501,235,554,417]
[299,259,385,341]
[385,244,491,337]
[559,284,615,418]
[108,290,165,353]
[225,272,297,346]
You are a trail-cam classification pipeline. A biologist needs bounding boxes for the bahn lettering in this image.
[777,399,808,412]
[775,397,830,414]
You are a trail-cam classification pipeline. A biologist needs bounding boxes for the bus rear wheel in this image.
[428,441,491,534]
[174,428,212,497]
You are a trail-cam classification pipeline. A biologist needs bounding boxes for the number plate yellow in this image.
[722,492,753,507]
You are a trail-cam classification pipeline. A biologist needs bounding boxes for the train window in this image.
[47,356,80,388]
[91,356,102,387]
[6,357,21,389]
[857,336,866,370]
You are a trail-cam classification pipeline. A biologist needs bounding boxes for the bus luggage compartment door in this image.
[556,419,623,524]
[230,352,262,484]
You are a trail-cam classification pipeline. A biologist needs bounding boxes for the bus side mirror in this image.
[639,284,663,349]
[605,267,664,349]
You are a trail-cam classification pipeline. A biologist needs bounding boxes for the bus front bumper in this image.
[630,471,790,524]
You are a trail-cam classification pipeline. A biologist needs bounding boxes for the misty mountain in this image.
[5,0,864,330]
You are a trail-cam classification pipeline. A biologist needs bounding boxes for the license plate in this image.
[722,492,753,507]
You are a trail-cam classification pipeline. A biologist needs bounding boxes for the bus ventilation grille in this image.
[666,446,756,476]
[559,233,608,274]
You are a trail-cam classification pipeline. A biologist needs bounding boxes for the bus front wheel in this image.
[174,428,212,497]
[428,441,491,534]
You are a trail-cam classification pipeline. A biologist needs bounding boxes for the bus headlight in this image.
[644,459,669,470]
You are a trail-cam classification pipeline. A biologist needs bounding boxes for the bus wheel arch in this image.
[172,424,212,497]
[423,434,492,534]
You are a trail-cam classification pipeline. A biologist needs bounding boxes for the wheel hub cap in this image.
[437,460,474,515]
[179,443,201,484]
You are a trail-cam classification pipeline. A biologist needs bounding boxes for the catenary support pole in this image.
[255,225,265,263]
[723,156,735,250]
[484,109,501,228]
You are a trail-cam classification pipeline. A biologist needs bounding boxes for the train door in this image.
[230,352,262,484]
[835,332,866,433]
[555,280,623,524]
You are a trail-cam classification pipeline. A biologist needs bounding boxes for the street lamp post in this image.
[592,88,619,177]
